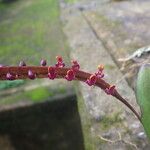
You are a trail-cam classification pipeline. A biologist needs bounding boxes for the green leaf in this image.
[136,64,150,139]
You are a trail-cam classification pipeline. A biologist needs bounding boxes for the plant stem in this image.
[0,66,141,122]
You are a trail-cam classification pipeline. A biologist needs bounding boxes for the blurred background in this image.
[0,0,150,149]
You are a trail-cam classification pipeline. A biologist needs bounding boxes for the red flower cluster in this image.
[65,60,80,81]
[85,64,115,95]
[2,56,115,95]
[85,64,104,86]
[0,55,141,121]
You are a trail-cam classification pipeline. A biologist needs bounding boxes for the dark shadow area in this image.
[0,0,17,4]
[0,93,85,150]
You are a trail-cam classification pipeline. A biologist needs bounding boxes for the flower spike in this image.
[0,56,141,122]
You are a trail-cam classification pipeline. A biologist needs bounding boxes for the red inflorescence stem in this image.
[0,61,141,122]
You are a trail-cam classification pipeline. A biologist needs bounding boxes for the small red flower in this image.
[95,64,104,78]
[105,85,115,95]
[65,69,75,81]
[56,56,62,62]
[71,60,80,72]
[55,56,65,68]
[48,66,56,80]
[86,74,97,86]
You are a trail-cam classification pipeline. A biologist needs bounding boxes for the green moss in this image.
[100,112,123,130]
[0,0,71,103]
[57,86,67,94]
[0,0,70,65]
[111,0,126,2]
[65,0,78,4]
[95,13,121,29]
[0,85,68,105]
[25,87,53,102]
[0,80,25,90]
[105,64,116,70]
[0,92,27,105]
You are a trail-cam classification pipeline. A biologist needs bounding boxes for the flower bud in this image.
[19,61,26,67]
[28,70,36,80]
[40,59,47,66]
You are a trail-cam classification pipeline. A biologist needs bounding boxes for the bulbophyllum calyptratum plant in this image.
[0,56,149,139]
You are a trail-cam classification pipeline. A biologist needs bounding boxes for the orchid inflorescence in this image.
[0,56,141,121]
